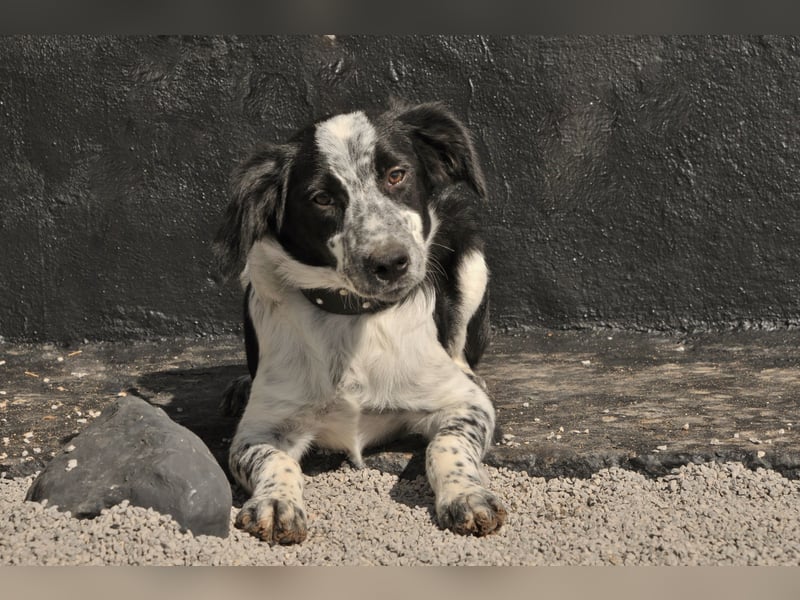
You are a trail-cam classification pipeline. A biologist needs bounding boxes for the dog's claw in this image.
[437,489,506,537]
[235,496,307,544]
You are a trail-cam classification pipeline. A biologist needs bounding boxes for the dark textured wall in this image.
[2,35,800,342]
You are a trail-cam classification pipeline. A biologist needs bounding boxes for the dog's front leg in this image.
[415,386,507,536]
[229,428,310,545]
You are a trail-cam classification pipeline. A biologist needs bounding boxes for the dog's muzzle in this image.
[363,243,410,285]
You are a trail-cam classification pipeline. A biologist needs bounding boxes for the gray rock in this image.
[25,396,231,538]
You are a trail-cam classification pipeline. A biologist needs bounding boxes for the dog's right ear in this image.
[213,143,296,278]
[394,101,487,201]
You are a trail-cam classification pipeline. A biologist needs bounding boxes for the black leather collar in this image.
[301,288,395,315]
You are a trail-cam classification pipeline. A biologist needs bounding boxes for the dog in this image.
[213,100,506,544]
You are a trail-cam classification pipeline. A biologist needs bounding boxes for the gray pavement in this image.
[2,328,799,481]
[1,328,800,565]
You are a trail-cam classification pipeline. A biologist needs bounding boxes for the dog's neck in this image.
[301,288,395,315]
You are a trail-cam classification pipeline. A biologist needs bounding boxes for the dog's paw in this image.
[235,496,307,544]
[220,375,251,417]
[436,489,506,536]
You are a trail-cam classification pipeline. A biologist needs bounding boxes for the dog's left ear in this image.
[396,102,487,200]
[213,143,296,278]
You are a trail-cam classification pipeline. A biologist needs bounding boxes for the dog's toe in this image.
[235,496,307,544]
[437,489,506,537]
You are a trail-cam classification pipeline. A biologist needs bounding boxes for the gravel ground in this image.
[2,461,799,565]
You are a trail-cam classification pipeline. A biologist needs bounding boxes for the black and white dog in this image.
[214,101,506,544]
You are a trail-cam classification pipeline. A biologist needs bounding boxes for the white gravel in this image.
[2,462,799,565]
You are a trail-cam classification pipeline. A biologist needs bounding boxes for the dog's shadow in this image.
[135,366,437,513]
[135,365,246,477]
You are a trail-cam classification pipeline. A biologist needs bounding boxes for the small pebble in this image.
[65,459,78,472]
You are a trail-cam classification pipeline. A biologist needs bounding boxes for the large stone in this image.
[25,395,231,537]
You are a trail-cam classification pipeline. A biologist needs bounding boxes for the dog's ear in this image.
[396,101,487,200]
[213,143,296,277]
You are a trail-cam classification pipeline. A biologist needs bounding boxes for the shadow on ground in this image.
[3,329,800,483]
[136,365,430,485]
[136,365,245,477]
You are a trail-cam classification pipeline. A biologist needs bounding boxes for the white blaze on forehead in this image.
[315,111,377,187]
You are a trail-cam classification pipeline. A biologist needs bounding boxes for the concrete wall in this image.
[2,35,799,342]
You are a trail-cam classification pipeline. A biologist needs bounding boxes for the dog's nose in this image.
[365,246,410,283]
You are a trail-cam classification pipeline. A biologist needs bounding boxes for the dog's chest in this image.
[305,294,447,458]
[251,288,453,461]
[328,299,440,409]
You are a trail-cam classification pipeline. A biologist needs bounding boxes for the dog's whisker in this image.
[430,241,455,253]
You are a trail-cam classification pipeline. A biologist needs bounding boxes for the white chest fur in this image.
[241,283,471,465]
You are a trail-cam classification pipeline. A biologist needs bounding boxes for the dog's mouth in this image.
[342,278,418,304]
[348,267,425,302]
[340,250,425,302]
[370,283,418,304]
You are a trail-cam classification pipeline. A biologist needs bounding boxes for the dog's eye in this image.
[386,168,406,186]
[313,193,334,206]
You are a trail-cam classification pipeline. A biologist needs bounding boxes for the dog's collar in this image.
[301,288,396,315]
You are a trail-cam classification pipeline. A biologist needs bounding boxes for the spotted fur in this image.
[214,101,504,544]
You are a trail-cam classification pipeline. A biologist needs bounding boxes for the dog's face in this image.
[215,102,486,302]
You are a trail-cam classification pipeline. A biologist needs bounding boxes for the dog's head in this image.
[214,101,486,303]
